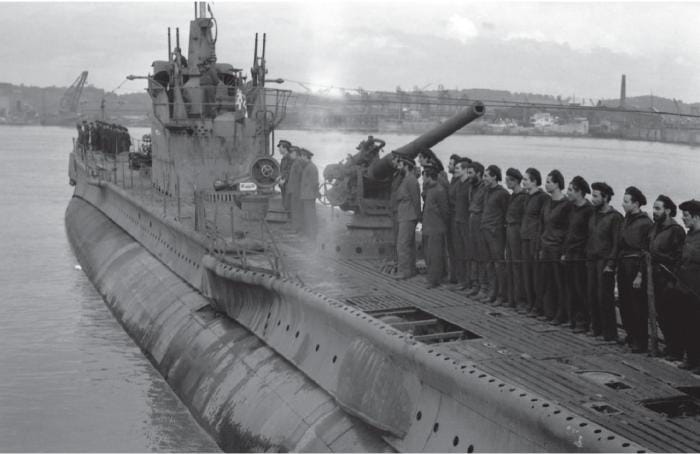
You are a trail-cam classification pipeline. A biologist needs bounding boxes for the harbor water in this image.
[0,125,698,451]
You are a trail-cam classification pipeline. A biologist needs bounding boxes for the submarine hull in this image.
[65,195,391,452]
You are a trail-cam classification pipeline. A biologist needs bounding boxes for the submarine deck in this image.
[271,229,700,453]
[87,154,700,452]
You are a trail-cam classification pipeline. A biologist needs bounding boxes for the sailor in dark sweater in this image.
[467,162,489,297]
[618,186,653,352]
[478,165,510,304]
[587,182,623,341]
[452,158,473,290]
[563,176,594,331]
[521,168,550,316]
[677,200,700,374]
[422,166,450,288]
[446,154,462,284]
[538,170,572,323]
[648,195,686,360]
[504,168,527,308]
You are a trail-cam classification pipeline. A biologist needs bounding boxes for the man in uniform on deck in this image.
[521,168,549,316]
[199,58,220,118]
[504,168,527,309]
[446,154,462,284]
[299,148,319,240]
[618,186,653,353]
[277,140,293,212]
[287,146,307,233]
[389,153,404,265]
[587,182,623,341]
[479,165,509,304]
[539,170,571,324]
[563,176,593,332]
[648,195,686,360]
[394,155,421,280]
[421,165,449,288]
[452,157,472,290]
[466,161,488,298]
[676,200,700,374]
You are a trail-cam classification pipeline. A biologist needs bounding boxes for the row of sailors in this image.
[392,152,700,374]
[76,120,131,154]
[277,140,320,239]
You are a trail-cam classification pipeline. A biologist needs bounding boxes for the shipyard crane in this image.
[59,71,88,114]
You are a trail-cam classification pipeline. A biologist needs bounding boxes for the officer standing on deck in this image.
[394,155,421,280]
[676,200,700,374]
[648,195,686,360]
[299,148,319,239]
[277,140,293,211]
[505,168,527,309]
[618,186,653,353]
[422,165,449,288]
[287,146,307,233]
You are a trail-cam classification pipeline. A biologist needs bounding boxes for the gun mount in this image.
[323,102,484,218]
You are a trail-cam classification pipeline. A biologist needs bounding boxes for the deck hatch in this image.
[642,396,700,418]
[365,306,482,344]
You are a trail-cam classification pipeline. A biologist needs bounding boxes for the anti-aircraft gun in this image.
[322,102,485,230]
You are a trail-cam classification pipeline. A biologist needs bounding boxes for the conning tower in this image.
[145,2,290,201]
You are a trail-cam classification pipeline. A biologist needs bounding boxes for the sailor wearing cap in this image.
[393,155,421,279]
[421,164,449,288]
[199,57,220,117]
[676,199,700,374]
[287,146,307,232]
[299,148,319,239]
[277,140,293,211]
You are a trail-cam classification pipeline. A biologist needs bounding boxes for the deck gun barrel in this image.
[367,101,485,181]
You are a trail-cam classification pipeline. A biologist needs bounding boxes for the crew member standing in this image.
[677,199,700,374]
[452,158,472,290]
[422,165,449,288]
[539,170,571,324]
[618,186,653,353]
[299,148,319,239]
[394,156,421,280]
[199,58,220,118]
[287,146,307,232]
[648,195,686,360]
[390,153,404,264]
[504,168,527,308]
[587,182,623,341]
[277,140,294,211]
[479,165,509,304]
[467,162,488,298]
[446,154,462,284]
[521,168,549,316]
[563,176,593,332]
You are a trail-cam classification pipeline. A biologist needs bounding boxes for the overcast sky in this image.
[2,1,700,102]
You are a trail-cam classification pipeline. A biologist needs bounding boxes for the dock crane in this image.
[59,71,88,114]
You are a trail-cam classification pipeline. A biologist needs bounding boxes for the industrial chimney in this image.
[620,74,626,108]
